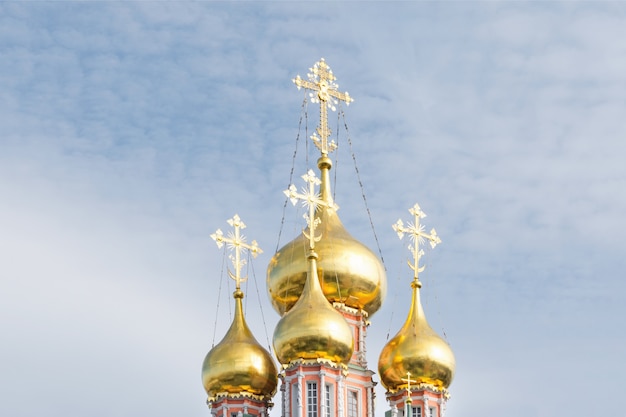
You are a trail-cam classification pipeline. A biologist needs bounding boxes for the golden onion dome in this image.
[267,156,387,316]
[202,290,278,399]
[378,279,455,390]
[273,250,354,366]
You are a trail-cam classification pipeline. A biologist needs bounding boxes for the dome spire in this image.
[378,203,455,391]
[202,215,277,402]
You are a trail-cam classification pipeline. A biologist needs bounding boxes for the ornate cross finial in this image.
[393,203,442,282]
[210,214,262,290]
[284,169,339,250]
[402,371,417,405]
[293,58,354,156]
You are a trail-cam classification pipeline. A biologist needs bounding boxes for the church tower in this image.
[202,58,456,417]
[202,215,278,417]
[378,205,455,417]
[266,59,386,417]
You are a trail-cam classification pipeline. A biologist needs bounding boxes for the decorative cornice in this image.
[207,390,274,404]
[386,383,451,399]
[282,357,348,372]
[333,302,368,318]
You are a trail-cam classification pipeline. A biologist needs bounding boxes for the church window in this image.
[292,382,298,417]
[325,384,333,417]
[307,382,318,417]
[347,390,358,417]
[429,407,436,417]
[411,406,422,417]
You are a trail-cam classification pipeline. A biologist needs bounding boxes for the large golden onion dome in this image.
[267,156,387,316]
[273,250,354,366]
[378,279,455,390]
[202,290,278,400]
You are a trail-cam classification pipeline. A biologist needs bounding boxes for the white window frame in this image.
[307,382,318,417]
[292,382,298,417]
[324,384,333,417]
[347,390,359,417]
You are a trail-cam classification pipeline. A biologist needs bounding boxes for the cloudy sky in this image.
[1,2,625,417]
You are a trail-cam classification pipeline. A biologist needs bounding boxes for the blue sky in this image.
[1,2,625,417]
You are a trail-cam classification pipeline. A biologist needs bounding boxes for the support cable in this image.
[274,97,307,254]
[211,244,228,348]
[340,108,387,271]
[249,251,272,351]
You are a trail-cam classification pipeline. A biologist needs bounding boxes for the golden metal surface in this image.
[272,251,354,366]
[267,156,387,316]
[202,291,278,399]
[378,279,456,390]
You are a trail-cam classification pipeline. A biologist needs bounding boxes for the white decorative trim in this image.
[332,302,369,318]
[320,371,326,417]
[297,371,303,417]
[366,385,373,417]
[283,358,348,371]
[337,374,345,417]
[208,386,278,403]
[386,383,450,397]
[284,378,290,417]
[358,317,367,366]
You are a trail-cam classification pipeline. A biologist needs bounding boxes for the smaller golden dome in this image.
[378,279,455,391]
[273,251,354,366]
[202,290,278,399]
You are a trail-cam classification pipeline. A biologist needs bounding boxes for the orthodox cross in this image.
[284,169,339,250]
[293,58,354,156]
[402,371,418,411]
[210,214,262,290]
[393,203,442,282]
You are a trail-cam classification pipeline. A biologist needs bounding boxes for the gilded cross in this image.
[293,58,354,156]
[210,214,262,290]
[393,203,442,281]
[402,371,417,407]
[284,169,339,250]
